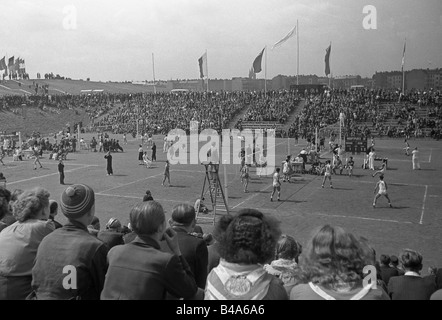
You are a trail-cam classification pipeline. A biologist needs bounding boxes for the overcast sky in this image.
[1,0,441,81]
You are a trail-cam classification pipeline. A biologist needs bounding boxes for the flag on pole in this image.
[198,52,207,79]
[0,57,7,70]
[325,44,331,76]
[272,26,296,50]
[253,47,266,74]
[401,41,406,67]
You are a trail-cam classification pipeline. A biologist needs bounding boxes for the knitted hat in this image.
[60,184,95,219]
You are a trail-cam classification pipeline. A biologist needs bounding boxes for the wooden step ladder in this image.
[196,162,230,225]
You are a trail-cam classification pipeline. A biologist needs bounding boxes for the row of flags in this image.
[0,56,26,75]
[198,24,407,80]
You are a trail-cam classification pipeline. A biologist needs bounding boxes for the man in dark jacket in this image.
[30,184,108,300]
[58,159,65,185]
[160,203,209,289]
[388,249,437,300]
[379,254,399,286]
[101,201,202,300]
[151,142,157,162]
[98,218,125,250]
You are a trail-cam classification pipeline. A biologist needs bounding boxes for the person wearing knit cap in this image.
[30,184,108,300]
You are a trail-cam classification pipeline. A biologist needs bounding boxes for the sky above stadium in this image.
[1,0,441,82]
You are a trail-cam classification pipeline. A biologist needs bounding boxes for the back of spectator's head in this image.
[49,200,58,218]
[106,217,122,231]
[90,216,100,230]
[390,255,399,267]
[428,266,438,275]
[170,204,196,227]
[302,225,373,287]
[275,234,302,261]
[130,201,165,236]
[400,249,423,273]
[60,184,95,223]
[10,189,24,202]
[214,208,281,265]
[0,186,12,220]
[142,190,153,202]
[12,187,50,222]
[380,254,391,266]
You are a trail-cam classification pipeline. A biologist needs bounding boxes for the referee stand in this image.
[196,162,230,225]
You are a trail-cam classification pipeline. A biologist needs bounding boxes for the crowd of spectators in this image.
[239,90,299,124]
[0,183,441,300]
[285,88,442,140]
[94,91,248,136]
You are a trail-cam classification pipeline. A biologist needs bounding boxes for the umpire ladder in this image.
[196,162,230,225]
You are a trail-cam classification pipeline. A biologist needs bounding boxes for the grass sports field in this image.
[2,134,442,271]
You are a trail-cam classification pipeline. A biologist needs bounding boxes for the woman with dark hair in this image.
[290,225,390,300]
[205,208,287,300]
[101,201,201,300]
[0,188,54,300]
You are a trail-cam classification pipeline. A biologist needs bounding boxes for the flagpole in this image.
[297,19,299,85]
[328,42,332,88]
[152,53,156,94]
[265,46,267,97]
[402,38,406,95]
[206,49,209,93]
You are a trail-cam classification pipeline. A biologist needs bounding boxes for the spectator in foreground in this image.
[379,254,399,286]
[1,189,23,230]
[88,216,101,237]
[160,203,208,289]
[390,255,405,276]
[142,190,154,202]
[0,188,54,300]
[205,209,287,300]
[101,201,202,300]
[97,218,125,249]
[30,184,108,300]
[290,225,390,300]
[264,234,302,296]
[49,200,63,229]
[431,289,442,300]
[0,186,12,232]
[388,249,437,300]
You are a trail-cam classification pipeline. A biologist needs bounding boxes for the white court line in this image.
[19,89,32,95]
[315,213,414,225]
[231,183,274,210]
[96,193,183,203]
[429,149,432,163]
[97,172,165,194]
[420,185,428,225]
[39,162,100,167]
[7,165,93,185]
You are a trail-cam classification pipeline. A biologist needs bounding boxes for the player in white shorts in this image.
[373,175,392,208]
[322,160,333,189]
[270,168,281,202]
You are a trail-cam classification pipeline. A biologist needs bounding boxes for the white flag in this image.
[272,26,296,50]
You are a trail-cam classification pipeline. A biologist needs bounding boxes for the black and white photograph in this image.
[0,0,442,307]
